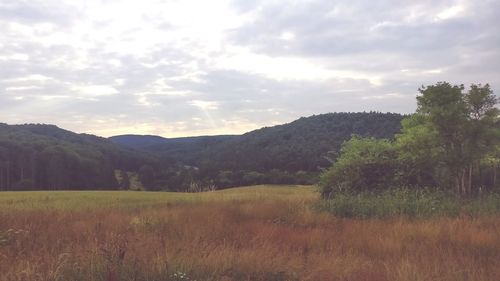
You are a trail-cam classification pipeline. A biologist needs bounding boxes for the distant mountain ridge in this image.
[109,134,169,148]
[110,134,237,148]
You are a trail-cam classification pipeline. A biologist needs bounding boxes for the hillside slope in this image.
[111,112,403,172]
[109,134,170,148]
[203,112,404,172]
[0,124,153,190]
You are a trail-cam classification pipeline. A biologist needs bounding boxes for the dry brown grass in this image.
[1,187,500,281]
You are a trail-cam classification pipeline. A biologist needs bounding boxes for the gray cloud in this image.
[0,0,498,137]
[0,1,79,25]
[227,0,500,80]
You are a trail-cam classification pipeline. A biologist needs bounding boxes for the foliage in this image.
[138,165,155,190]
[415,82,499,195]
[319,136,398,197]
[395,114,443,187]
[315,188,500,219]
[315,188,455,218]
[320,82,499,198]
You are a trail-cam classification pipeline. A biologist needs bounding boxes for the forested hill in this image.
[0,123,154,190]
[200,112,404,172]
[108,134,170,148]
[112,112,403,172]
[110,112,404,189]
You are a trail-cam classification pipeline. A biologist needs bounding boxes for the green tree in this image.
[416,82,499,196]
[482,145,500,189]
[319,136,397,197]
[395,114,443,187]
[138,165,155,190]
[119,170,130,189]
[216,170,234,188]
[463,84,500,193]
[242,171,265,185]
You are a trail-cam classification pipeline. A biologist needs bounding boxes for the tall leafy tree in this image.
[395,114,443,187]
[408,82,498,195]
[463,84,499,193]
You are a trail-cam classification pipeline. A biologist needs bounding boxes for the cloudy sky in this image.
[0,0,499,137]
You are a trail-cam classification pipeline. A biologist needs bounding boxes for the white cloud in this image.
[280,31,296,41]
[190,100,218,110]
[215,46,382,85]
[360,93,406,100]
[5,74,53,83]
[424,69,444,74]
[435,5,465,21]
[40,95,69,100]
[0,53,30,61]
[71,85,118,96]
[6,86,42,91]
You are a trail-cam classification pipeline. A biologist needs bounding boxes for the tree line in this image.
[0,112,404,191]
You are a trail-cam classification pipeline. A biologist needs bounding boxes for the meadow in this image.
[1,185,500,281]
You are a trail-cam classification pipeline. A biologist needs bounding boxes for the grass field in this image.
[1,185,500,281]
[0,185,315,211]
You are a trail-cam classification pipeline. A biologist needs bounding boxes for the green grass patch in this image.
[0,185,316,211]
[315,188,500,219]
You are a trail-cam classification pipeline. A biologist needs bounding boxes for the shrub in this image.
[315,188,500,218]
[319,136,398,197]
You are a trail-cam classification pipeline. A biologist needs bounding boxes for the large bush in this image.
[319,136,398,197]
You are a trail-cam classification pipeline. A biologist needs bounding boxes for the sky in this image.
[0,0,499,137]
